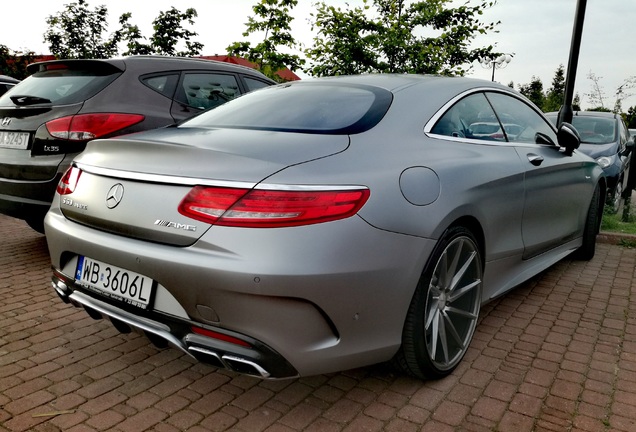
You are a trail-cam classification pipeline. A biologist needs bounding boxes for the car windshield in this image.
[569,117,616,144]
[0,67,120,106]
[180,82,393,134]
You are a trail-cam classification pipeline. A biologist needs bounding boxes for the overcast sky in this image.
[2,0,634,109]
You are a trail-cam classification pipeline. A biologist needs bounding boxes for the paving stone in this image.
[2,214,636,431]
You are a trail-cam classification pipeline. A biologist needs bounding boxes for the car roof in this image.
[296,73,512,94]
[283,74,528,120]
[26,55,274,81]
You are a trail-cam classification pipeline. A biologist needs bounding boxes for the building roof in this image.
[198,55,300,81]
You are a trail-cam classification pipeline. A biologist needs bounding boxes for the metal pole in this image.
[558,0,587,127]
[491,62,496,82]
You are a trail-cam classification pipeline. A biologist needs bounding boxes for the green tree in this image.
[142,7,203,56]
[543,64,565,112]
[304,0,500,77]
[517,76,545,109]
[0,45,36,80]
[572,93,581,111]
[44,0,203,59]
[44,0,120,59]
[227,0,304,81]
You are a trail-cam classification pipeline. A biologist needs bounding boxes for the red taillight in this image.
[56,166,82,195]
[45,113,145,141]
[178,186,370,228]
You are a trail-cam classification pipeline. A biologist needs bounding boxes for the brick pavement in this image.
[1,212,635,432]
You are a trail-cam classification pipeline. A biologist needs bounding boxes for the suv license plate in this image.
[0,131,29,149]
[75,256,154,309]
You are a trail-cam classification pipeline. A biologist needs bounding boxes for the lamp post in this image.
[479,54,513,82]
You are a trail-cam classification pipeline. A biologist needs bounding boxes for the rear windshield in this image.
[0,67,120,106]
[180,82,393,134]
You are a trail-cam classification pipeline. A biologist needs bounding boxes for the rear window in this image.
[180,82,393,134]
[0,67,120,106]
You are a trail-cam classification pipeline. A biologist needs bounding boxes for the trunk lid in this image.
[60,127,349,246]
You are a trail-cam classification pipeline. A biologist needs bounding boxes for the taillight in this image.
[56,166,82,195]
[45,113,145,141]
[178,186,370,228]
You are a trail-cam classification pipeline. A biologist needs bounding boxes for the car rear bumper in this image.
[51,271,299,379]
[0,185,58,221]
[0,153,73,222]
[45,205,435,377]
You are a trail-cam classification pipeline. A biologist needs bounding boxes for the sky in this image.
[1,0,635,110]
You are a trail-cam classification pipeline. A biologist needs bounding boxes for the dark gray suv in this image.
[0,56,275,232]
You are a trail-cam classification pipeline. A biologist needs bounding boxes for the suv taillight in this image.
[56,166,82,195]
[46,113,144,141]
[178,186,370,228]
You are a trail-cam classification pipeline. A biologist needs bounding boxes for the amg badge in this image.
[154,220,197,232]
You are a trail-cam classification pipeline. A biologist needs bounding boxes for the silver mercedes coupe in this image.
[45,74,605,380]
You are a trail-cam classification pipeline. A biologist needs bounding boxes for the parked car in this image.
[45,75,604,380]
[0,75,20,96]
[0,56,276,232]
[468,121,524,140]
[546,111,633,212]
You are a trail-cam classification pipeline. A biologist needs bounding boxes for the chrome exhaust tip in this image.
[51,279,71,303]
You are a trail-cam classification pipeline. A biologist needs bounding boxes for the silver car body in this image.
[45,75,604,379]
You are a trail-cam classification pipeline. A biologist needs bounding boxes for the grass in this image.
[601,202,636,236]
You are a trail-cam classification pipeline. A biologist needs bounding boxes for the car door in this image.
[485,92,597,259]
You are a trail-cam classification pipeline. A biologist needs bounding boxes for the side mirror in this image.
[557,122,580,156]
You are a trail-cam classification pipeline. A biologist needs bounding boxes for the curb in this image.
[598,231,636,245]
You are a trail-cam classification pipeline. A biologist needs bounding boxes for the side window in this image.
[243,76,271,92]
[485,92,557,144]
[140,73,179,98]
[431,92,503,141]
[178,73,241,110]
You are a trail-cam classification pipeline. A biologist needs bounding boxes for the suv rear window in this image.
[0,67,120,106]
[181,83,393,134]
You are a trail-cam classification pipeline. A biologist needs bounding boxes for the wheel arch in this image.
[444,215,486,270]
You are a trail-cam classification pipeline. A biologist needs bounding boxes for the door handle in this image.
[527,154,544,166]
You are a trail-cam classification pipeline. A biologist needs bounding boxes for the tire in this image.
[393,226,483,380]
[573,184,601,261]
[25,215,46,234]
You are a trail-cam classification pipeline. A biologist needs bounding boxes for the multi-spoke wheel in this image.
[610,180,624,214]
[394,226,483,380]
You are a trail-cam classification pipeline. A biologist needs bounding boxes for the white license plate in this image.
[0,131,29,149]
[75,256,154,309]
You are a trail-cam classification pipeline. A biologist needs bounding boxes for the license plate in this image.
[75,256,154,309]
[0,131,29,149]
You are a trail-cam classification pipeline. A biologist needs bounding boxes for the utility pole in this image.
[557,0,587,127]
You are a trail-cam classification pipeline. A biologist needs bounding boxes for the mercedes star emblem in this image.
[106,183,124,209]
